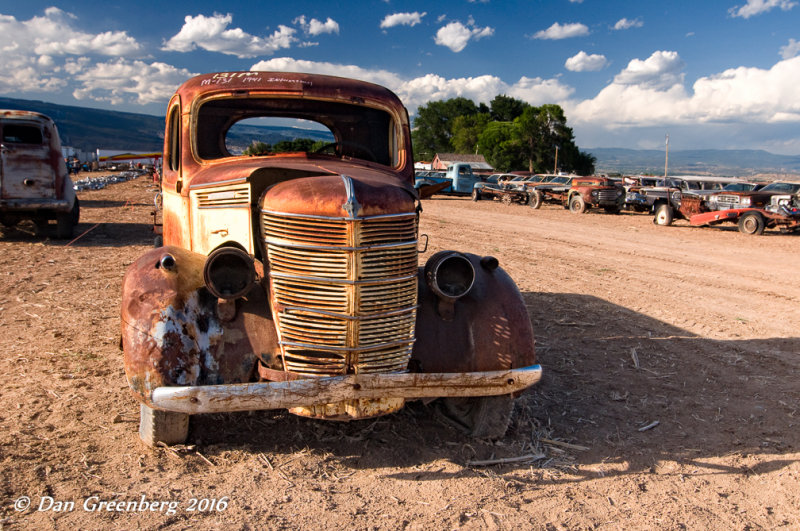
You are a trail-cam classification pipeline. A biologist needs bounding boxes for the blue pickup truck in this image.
[415,163,481,196]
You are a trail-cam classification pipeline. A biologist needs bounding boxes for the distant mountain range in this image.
[587,147,800,176]
[2,97,798,175]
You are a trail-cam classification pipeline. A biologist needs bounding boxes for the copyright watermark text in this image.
[13,495,229,515]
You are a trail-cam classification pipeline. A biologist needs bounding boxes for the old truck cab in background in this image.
[0,110,79,238]
[120,72,541,446]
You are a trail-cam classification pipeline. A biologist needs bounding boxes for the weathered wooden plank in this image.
[151,365,542,414]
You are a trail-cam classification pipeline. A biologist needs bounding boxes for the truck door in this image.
[0,119,56,200]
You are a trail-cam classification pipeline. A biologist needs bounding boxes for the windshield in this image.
[762,182,800,193]
[196,96,398,167]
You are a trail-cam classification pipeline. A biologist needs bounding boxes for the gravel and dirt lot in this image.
[1,174,799,529]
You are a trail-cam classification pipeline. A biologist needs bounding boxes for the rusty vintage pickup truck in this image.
[120,72,541,446]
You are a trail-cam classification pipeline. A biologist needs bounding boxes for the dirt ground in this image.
[1,174,799,530]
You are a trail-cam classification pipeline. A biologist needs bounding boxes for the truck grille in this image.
[262,212,418,377]
[596,189,618,202]
[713,195,740,208]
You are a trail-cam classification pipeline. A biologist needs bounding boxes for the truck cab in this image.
[0,110,79,237]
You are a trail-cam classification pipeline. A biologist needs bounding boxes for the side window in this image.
[167,106,180,171]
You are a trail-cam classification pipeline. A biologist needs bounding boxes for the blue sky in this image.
[2,1,799,153]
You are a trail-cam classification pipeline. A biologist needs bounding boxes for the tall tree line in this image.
[411,95,596,175]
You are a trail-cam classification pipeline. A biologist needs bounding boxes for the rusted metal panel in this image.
[412,254,536,374]
[151,365,543,414]
[121,246,277,406]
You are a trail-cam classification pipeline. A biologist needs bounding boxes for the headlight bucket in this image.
[203,246,256,300]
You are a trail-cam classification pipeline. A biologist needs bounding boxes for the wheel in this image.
[528,190,542,209]
[653,204,673,226]
[471,188,481,201]
[55,199,79,239]
[153,234,164,248]
[738,211,765,235]
[568,195,587,214]
[501,194,513,206]
[439,395,514,439]
[139,403,189,447]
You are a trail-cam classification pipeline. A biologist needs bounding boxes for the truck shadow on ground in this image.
[1,221,154,247]
[189,292,800,482]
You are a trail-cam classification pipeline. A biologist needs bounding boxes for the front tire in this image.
[568,195,587,214]
[139,403,189,447]
[738,211,765,235]
[653,204,673,226]
[440,395,514,439]
[528,190,543,209]
[471,188,481,201]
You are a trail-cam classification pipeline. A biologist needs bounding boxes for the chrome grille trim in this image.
[263,210,418,377]
[596,190,618,201]
[195,186,250,208]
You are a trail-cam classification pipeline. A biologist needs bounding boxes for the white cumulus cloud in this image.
[294,15,340,36]
[729,0,797,18]
[0,7,141,94]
[613,50,685,90]
[569,51,800,133]
[565,51,609,72]
[249,57,572,112]
[162,13,297,58]
[434,19,494,52]
[380,12,426,29]
[533,22,590,40]
[72,59,196,105]
[612,18,643,30]
[780,38,800,59]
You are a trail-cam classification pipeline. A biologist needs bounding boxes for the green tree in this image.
[243,140,270,156]
[451,113,490,154]
[559,143,597,175]
[412,97,480,160]
[273,138,317,153]
[476,122,525,172]
[489,95,530,122]
[515,104,572,172]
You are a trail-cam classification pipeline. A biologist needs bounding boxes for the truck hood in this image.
[261,173,416,218]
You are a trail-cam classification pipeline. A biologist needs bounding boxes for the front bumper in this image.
[0,198,72,212]
[150,364,543,414]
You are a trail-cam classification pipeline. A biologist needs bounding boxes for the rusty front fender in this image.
[411,253,536,374]
[120,246,278,406]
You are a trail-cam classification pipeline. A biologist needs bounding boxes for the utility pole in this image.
[664,133,669,178]
[553,146,559,174]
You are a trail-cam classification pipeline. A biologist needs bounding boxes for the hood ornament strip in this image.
[340,175,362,218]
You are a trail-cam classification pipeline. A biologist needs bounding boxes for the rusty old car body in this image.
[0,110,79,237]
[120,72,541,446]
[564,176,625,214]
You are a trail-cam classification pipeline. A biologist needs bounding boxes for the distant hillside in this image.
[0,96,165,152]
[589,147,800,176]
[0,97,331,153]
